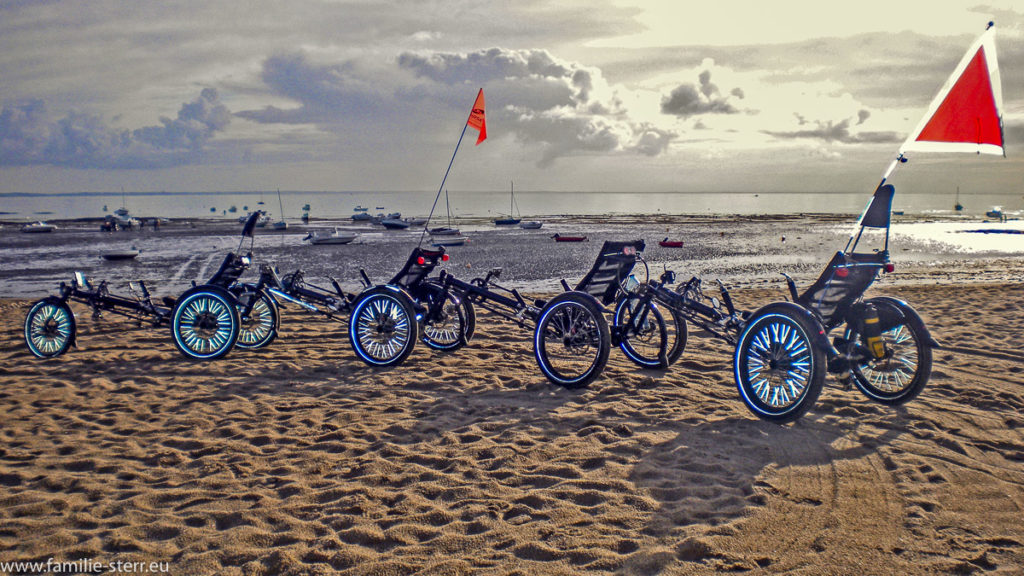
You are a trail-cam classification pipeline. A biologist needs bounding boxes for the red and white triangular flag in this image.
[900,24,1004,156]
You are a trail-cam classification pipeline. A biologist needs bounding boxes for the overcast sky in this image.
[1,1,1022,196]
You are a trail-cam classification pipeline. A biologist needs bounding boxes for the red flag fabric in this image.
[914,48,1000,147]
[899,25,1003,156]
[467,89,487,145]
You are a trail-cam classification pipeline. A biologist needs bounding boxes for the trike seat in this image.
[389,247,446,287]
[573,240,645,305]
[797,250,887,327]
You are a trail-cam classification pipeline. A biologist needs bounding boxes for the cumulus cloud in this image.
[239,47,676,167]
[661,68,741,118]
[0,88,230,169]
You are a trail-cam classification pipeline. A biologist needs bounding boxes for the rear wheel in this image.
[171,287,240,360]
[534,292,611,388]
[24,299,75,358]
[613,295,668,368]
[847,320,931,405]
[416,280,474,351]
[233,288,278,350]
[734,307,825,423]
[348,286,418,367]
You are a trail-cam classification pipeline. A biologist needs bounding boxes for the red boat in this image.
[659,237,683,248]
[551,233,588,243]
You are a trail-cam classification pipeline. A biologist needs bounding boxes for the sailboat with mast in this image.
[429,189,461,236]
[272,188,288,231]
[955,186,964,212]
[494,180,521,226]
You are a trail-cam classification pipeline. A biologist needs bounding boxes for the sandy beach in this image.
[2,215,1024,574]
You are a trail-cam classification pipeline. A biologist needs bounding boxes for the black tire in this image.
[171,286,241,360]
[662,305,687,366]
[534,292,611,388]
[613,295,669,368]
[232,287,278,350]
[348,286,418,367]
[846,320,932,405]
[24,298,75,359]
[734,306,826,423]
[415,280,475,351]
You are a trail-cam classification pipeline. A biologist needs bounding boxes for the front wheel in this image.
[846,320,932,405]
[534,292,611,388]
[348,286,418,367]
[734,306,825,423]
[613,295,669,368]
[24,298,76,358]
[233,287,278,350]
[171,287,240,360]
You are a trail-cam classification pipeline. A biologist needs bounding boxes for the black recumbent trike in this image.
[24,211,279,361]
[415,238,670,388]
[610,184,937,423]
[249,246,471,367]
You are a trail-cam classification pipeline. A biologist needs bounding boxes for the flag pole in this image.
[418,122,469,247]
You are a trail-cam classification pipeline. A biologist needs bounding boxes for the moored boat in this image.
[519,221,542,229]
[304,228,357,245]
[552,233,587,243]
[659,238,683,248]
[22,221,56,233]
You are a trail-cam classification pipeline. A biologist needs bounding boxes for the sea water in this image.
[1,190,1022,221]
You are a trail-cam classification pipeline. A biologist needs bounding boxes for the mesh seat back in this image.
[389,248,445,287]
[207,253,246,287]
[797,251,884,326]
[573,240,645,306]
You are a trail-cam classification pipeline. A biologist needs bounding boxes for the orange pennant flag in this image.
[466,88,487,145]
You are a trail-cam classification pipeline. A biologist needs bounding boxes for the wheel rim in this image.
[744,318,813,410]
[355,295,411,362]
[177,295,234,355]
[238,293,274,347]
[540,301,601,382]
[620,299,664,363]
[422,295,461,347]
[28,303,71,356]
[854,324,919,394]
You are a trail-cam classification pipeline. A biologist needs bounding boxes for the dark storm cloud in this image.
[661,69,740,117]
[764,117,900,144]
[0,89,230,168]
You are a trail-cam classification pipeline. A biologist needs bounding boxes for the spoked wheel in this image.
[171,287,240,360]
[24,298,75,358]
[348,286,418,367]
[534,292,611,388]
[734,306,825,423]
[233,288,278,350]
[613,295,668,368]
[416,280,475,351]
[846,321,932,405]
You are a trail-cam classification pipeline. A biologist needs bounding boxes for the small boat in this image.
[986,206,1004,219]
[407,217,428,226]
[374,212,402,225]
[494,181,522,225]
[351,212,372,222]
[22,221,56,233]
[432,236,468,247]
[429,189,462,236]
[304,228,357,245]
[354,205,368,212]
[659,238,683,248]
[228,205,237,213]
[519,221,543,230]
[381,218,411,230]
[375,206,385,210]
[302,203,311,211]
[272,188,288,230]
[552,233,587,243]
[101,248,140,261]
[955,186,964,212]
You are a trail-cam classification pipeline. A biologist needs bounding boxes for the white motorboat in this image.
[304,228,357,245]
[22,221,56,233]
[519,221,543,229]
